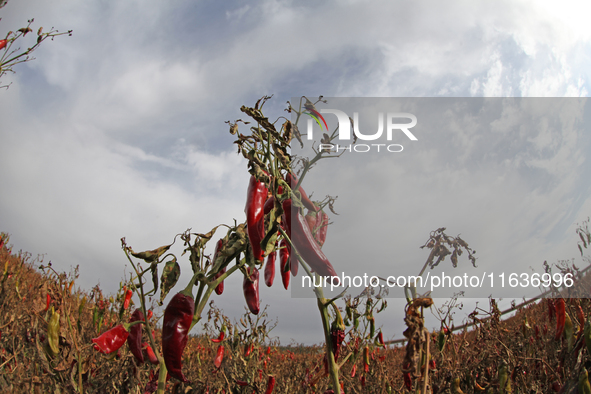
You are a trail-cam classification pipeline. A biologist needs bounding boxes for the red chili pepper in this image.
[236,380,249,387]
[555,298,566,341]
[265,376,276,394]
[243,267,260,315]
[214,345,224,368]
[0,39,7,50]
[330,309,345,361]
[315,210,329,247]
[44,294,51,312]
[123,289,133,310]
[351,364,356,377]
[92,324,129,354]
[147,309,153,320]
[245,343,254,357]
[279,239,290,290]
[403,361,412,391]
[377,331,385,346]
[212,240,226,295]
[142,342,159,365]
[282,199,339,281]
[127,308,144,364]
[263,196,275,215]
[264,250,276,287]
[162,292,194,382]
[211,331,225,343]
[363,346,370,373]
[286,173,316,212]
[305,210,317,232]
[245,175,268,263]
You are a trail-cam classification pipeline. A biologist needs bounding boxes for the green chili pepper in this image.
[47,307,60,357]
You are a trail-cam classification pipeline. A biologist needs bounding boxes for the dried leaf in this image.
[159,258,180,305]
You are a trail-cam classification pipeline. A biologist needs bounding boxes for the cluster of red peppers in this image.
[239,171,339,314]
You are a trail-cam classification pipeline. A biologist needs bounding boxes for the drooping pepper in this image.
[315,210,329,247]
[265,376,276,394]
[47,307,60,357]
[245,175,268,263]
[305,210,317,232]
[555,298,566,341]
[92,324,129,354]
[279,239,290,290]
[44,294,51,312]
[212,239,226,295]
[363,346,370,373]
[330,308,345,361]
[243,266,260,315]
[376,331,385,346]
[286,173,316,212]
[264,250,276,287]
[282,199,339,280]
[142,343,159,365]
[127,308,144,364]
[214,344,225,368]
[162,291,195,382]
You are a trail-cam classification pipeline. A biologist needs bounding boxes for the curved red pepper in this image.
[123,289,133,310]
[264,250,276,287]
[127,308,145,364]
[162,292,194,382]
[279,239,290,290]
[243,267,260,315]
[214,345,225,368]
[211,331,225,343]
[44,294,51,312]
[212,239,225,295]
[265,376,276,394]
[142,342,159,365]
[555,298,566,341]
[315,210,329,247]
[305,210,317,232]
[245,175,268,263]
[92,324,129,354]
[282,199,338,281]
[286,173,316,211]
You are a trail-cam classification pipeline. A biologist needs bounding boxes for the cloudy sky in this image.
[1,0,590,345]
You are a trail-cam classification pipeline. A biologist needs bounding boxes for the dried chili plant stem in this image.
[422,327,431,394]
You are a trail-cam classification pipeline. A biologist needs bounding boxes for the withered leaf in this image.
[159,258,180,305]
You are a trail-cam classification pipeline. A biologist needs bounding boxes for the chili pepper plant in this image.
[111,96,367,393]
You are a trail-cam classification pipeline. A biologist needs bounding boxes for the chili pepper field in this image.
[2,230,591,393]
[0,95,591,393]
